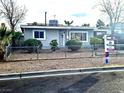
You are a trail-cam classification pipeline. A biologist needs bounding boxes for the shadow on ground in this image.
[0,73,100,93]
[58,73,99,93]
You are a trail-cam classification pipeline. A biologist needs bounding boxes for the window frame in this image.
[69,31,88,42]
[33,30,46,40]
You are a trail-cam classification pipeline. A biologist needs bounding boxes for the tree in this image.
[0,23,12,60]
[96,19,105,28]
[97,0,124,34]
[64,20,73,26]
[0,0,27,31]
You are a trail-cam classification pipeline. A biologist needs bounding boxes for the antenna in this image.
[53,15,56,19]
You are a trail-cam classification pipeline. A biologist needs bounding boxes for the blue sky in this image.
[0,0,107,27]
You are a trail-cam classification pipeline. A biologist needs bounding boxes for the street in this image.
[0,71,124,93]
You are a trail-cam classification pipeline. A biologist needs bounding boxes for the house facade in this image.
[21,21,124,49]
[20,25,94,49]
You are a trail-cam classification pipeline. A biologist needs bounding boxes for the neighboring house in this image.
[114,23,124,44]
[21,24,94,49]
[94,28,108,38]
[94,23,124,44]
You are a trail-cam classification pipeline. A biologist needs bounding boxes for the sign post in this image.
[104,35,115,64]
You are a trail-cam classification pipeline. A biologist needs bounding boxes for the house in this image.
[20,20,94,49]
[21,20,124,49]
[114,23,124,44]
[94,23,124,44]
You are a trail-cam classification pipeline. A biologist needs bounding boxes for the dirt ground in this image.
[0,49,123,74]
[0,55,124,74]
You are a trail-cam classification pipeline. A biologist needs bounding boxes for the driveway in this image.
[0,72,124,93]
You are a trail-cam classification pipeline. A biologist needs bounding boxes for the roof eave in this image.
[20,25,94,30]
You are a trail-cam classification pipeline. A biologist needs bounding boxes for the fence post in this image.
[4,45,11,61]
[91,45,94,57]
[115,44,118,57]
[4,46,8,61]
[64,47,67,58]
[37,46,39,60]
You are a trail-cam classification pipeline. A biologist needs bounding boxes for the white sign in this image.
[104,35,115,52]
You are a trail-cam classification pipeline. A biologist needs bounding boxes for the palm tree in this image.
[0,23,12,60]
[64,20,73,26]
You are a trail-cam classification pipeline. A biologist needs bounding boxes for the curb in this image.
[0,66,124,81]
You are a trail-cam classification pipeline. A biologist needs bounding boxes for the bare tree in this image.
[0,0,27,31]
[98,0,124,34]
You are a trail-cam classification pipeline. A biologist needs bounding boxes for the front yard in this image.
[0,54,124,74]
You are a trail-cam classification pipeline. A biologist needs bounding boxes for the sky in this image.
[1,0,108,27]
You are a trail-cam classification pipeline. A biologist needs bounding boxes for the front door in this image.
[60,33,65,47]
[62,33,65,46]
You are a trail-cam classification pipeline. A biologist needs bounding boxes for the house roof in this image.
[20,25,94,30]
[94,28,109,32]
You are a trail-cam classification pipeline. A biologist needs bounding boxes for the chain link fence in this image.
[4,44,124,61]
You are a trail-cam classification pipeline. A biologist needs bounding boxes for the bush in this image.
[90,37,103,50]
[66,39,82,51]
[12,31,23,46]
[90,37,103,45]
[50,39,58,51]
[0,23,12,61]
[23,39,42,52]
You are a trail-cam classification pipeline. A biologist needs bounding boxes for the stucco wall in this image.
[23,28,94,49]
[24,28,59,49]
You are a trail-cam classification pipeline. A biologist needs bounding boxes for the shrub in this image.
[50,39,58,51]
[0,23,12,61]
[12,31,23,46]
[66,39,82,51]
[90,37,103,50]
[23,39,42,52]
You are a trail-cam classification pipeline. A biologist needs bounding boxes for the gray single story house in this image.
[22,19,124,49]
[20,25,95,49]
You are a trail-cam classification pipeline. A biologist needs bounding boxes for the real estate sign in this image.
[104,35,115,64]
[104,35,115,52]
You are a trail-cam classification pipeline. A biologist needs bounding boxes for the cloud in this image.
[16,0,100,26]
[71,13,89,17]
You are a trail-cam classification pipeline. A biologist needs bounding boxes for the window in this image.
[33,30,46,40]
[96,32,103,36]
[70,31,88,42]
